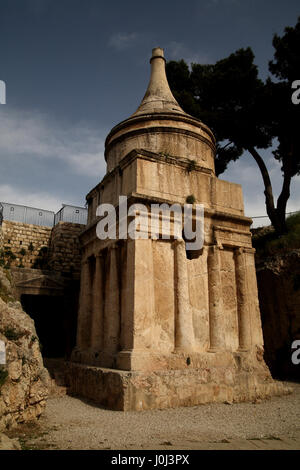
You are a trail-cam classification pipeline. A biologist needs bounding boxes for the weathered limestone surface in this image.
[256,250,300,380]
[67,355,289,411]
[0,432,21,450]
[0,267,49,431]
[1,220,51,269]
[48,222,83,276]
[69,47,290,410]
[1,220,83,275]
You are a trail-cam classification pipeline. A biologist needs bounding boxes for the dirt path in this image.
[8,381,300,450]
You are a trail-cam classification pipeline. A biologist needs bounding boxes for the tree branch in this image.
[220,141,233,151]
[277,152,293,217]
[247,146,276,217]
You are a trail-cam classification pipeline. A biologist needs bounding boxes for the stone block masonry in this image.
[69,47,291,410]
[1,220,52,269]
[1,220,84,276]
[48,222,83,276]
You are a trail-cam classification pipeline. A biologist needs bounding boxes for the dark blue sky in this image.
[0,0,299,225]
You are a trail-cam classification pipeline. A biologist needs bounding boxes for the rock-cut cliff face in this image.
[0,267,49,431]
[256,249,300,380]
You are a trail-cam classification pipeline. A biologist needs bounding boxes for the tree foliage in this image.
[166,17,300,235]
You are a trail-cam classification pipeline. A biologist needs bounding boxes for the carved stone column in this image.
[76,258,92,350]
[207,245,225,351]
[104,244,120,355]
[117,238,156,370]
[174,239,194,352]
[234,247,251,350]
[90,252,104,351]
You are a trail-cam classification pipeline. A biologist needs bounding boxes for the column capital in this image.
[173,237,185,247]
[243,247,256,254]
[208,244,221,256]
[234,246,245,255]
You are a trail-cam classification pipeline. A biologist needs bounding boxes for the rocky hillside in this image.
[256,249,300,380]
[252,213,300,380]
[0,267,49,431]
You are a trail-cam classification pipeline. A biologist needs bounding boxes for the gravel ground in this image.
[10,381,300,450]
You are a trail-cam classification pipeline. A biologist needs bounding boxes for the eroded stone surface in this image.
[69,48,290,410]
[0,432,21,450]
[0,267,49,431]
[256,250,300,379]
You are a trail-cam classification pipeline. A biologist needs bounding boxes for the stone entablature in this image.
[85,149,245,227]
[10,268,65,299]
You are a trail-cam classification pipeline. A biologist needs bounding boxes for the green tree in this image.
[268,18,300,234]
[166,17,300,235]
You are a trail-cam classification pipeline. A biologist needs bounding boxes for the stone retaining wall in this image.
[48,222,83,276]
[1,220,52,269]
[1,220,84,276]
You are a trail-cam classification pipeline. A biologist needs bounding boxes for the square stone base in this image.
[66,361,291,411]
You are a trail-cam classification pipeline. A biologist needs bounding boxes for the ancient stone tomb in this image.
[68,48,287,410]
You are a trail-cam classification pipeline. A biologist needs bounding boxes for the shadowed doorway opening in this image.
[20,294,77,359]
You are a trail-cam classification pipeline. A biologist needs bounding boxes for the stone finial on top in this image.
[131,47,186,117]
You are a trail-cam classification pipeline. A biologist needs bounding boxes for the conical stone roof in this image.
[105,48,215,174]
[131,47,187,117]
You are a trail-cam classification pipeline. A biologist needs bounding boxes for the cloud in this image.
[165,41,210,66]
[0,183,63,212]
[0,107,107,178]
[108,32,138,51]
